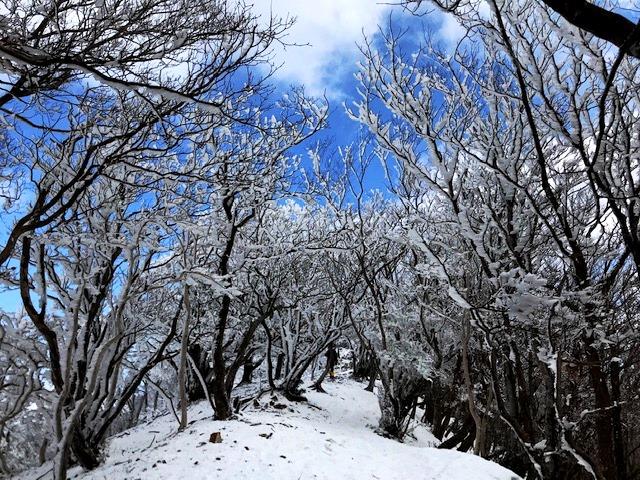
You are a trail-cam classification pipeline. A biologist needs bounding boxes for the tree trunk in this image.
[178,284,191,431]
[461,317,485,456]
[610,358,627,480]
[70,426,100,470]
[240,358,261,385]
[211,375,233,420]
[274,353,285,380]
[212,288,233,419]
[438,415,475,450]
[187,344,210,402]
[53,440,70,480]
[38,437,48,465]
[262,320,277,390]
[365,357,377,392]
[584,339,618,480]
[311,359,331,393]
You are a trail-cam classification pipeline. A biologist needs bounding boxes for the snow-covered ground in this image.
[18,378,520,480]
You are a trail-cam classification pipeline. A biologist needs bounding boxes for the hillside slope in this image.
[20,379,520,480]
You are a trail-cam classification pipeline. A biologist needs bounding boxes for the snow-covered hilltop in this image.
[20,378,519,480]
[3,0,637,477]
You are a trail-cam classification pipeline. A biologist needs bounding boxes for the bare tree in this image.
[402,0,640,58]
[352,2,640,477]
[0,0,289,270]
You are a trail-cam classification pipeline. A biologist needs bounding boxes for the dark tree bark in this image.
[610,358,627,480]
[187,344,210,402]
[240,357,262,385]
[311,360,331,393]
[274,353,285,380]
[209,195,255,420]
[438,415,475,450]
[70,427,100,471]
[539,0,640,58]
[584,337,620,480]
[365,357,377,392]
[262,321,277,390]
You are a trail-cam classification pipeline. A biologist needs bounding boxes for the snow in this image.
[17,378,520,480]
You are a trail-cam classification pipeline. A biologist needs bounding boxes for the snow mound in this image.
[20,379,520,480]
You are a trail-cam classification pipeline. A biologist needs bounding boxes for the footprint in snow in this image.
[324,437,341,453]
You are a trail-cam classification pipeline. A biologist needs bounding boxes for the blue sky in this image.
[254,0,463,98]
[254,0,465,190]
[0,1,464,312]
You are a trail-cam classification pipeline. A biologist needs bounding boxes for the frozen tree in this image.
[17,171,188,478]
[352,1,640,478]
[402,0,640,59]
[161,92,327,419]
[0,1,327,476]
[0,0,289,269]
[0,313,50,474]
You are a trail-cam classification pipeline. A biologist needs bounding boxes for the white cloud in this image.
[253,0,391,97]
[436,10,465,46]
[251,1,474,98]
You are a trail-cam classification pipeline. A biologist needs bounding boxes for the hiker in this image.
[325,342,339,380]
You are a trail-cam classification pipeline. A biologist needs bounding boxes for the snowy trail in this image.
[19,379,519,480]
